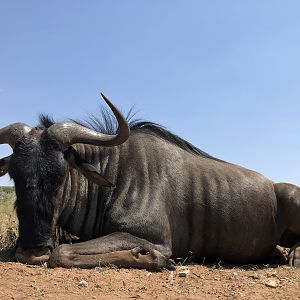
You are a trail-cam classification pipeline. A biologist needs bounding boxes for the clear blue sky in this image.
[1,1,300,186]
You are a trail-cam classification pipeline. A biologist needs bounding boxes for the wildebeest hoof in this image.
[147,249,175,271]
[130,247,175,270]
[15,246,51,265]
[288,244,300,267]
[131,246,148,257]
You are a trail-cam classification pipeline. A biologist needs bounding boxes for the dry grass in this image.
[0,187,18,260]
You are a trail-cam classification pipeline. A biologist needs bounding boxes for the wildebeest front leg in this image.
[48,232,174,270]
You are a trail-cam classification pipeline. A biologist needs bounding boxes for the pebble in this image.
[178,266,190,277]
[265,280,277,288]
[167,271,175,284]
[250,273,260,279]
[267,271,277,277]
[94,267,103,273]
[279,277,288,282]
[78,280,88,287]
[229,272,238,280]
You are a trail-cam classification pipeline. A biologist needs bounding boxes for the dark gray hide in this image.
[1,95,300,270]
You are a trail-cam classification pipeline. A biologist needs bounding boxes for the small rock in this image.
[267,271,277,277]
[250,273,260,279]
[178,266,190,277]
[265,280,277,288]
[279,277,288,281]
[94,267,103,273]
[78,280,88,287]
[167,271,175,284]
[229,272,238,280]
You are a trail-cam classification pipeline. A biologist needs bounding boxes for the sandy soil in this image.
[0,259,299,300]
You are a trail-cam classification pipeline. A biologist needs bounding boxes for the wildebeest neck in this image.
[57,143,119,240]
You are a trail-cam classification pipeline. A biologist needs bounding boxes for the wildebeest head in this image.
[0,94,130,264]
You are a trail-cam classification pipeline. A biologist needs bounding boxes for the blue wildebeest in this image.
[0,94,300,270]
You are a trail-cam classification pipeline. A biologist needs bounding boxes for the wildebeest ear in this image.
[65,147,115,187]
[0,156,11,177]
[76,163,115,187]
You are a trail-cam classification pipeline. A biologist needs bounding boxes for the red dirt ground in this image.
[0,261,299,300]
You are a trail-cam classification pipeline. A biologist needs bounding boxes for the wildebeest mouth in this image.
[14,247,51,265]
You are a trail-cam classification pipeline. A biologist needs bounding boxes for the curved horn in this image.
[0,123,31,148]
[0,155,11,177]
[47,93,130,148]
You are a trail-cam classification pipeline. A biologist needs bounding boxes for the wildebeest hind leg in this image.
[288,242,300,267]
[275,183,300,267]
[48,232,174,270]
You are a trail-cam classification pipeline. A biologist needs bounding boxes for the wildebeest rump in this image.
[0,94,300,270]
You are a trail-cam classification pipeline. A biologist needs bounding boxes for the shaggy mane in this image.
[39,108,222,162]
